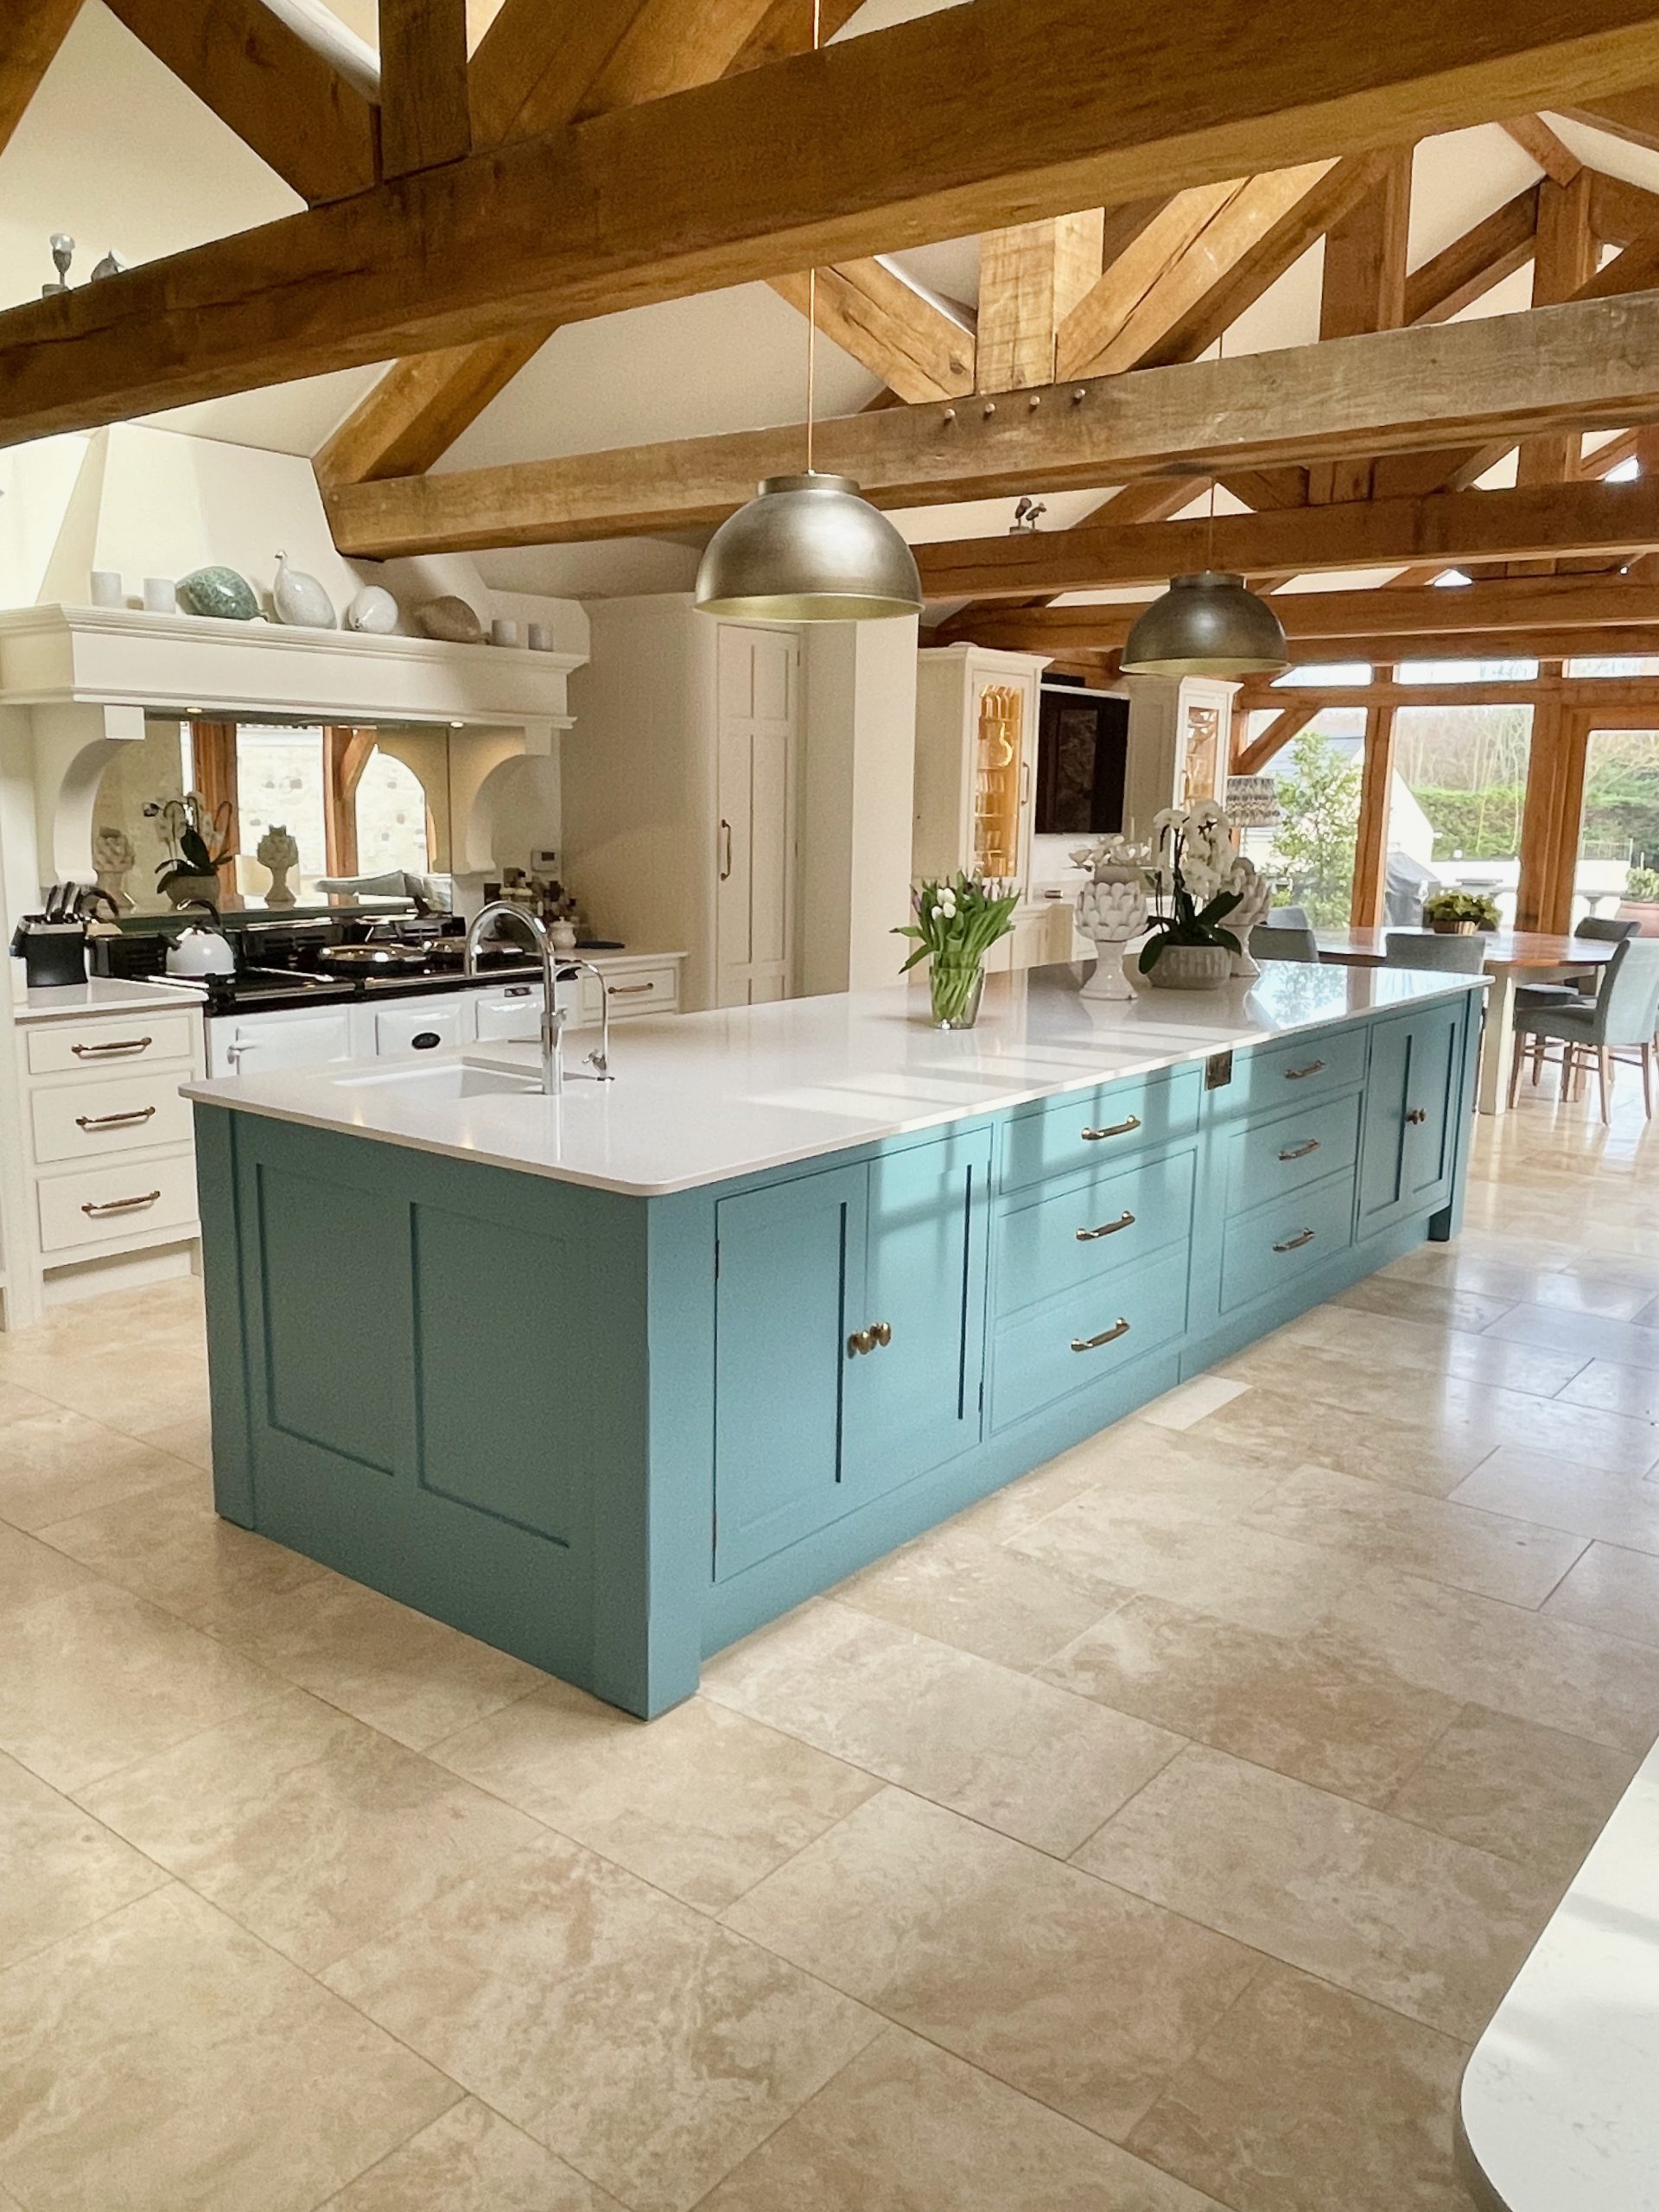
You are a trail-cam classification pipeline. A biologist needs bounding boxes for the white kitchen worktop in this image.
[184,961,1480,1198]
[10,972,203,1024]
[1459,1737,1659,2212]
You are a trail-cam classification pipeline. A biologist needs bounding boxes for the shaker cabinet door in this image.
[1358,1004,1464,1231]
[712,1161,866,1580]
[842,1128,992,1503]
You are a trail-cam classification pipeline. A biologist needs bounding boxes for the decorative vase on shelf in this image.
[271,552,337,630]
[92,826,136,910]
[1145,941,1234,991]
[1225,857,1274,976]
[1074,840,1147,1001]
[929,957,985,1030]
[257,823,300,906]
[346,585,398,635]
[176,566,260,621]
[162,871,221,909]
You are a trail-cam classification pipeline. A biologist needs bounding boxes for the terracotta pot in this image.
[1144,941,1231,991]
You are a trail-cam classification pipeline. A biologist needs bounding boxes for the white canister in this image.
[491,618,521,648]
[527,622,554,652]
[143,576,176,613]
[90,569,124,608]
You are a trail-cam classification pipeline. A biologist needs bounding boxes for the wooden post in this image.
[1309,149,1412,505]
[323,726,376,877]
[188,721,241,895]
[1515,668,1584,931]
[1350,680,1397,926]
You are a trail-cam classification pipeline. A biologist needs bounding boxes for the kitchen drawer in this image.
[995,1147,1196,1319]
[999,1066,1202,1193]
[26,1008,198,1077]
[1220,1167,1356,1314]
[993,1245,1190,1432]
[472,982,543,1042]
[578,965,680,1021]
[1225,1092,1361,1216]
[373,1000,465,1056]
[1229,1024,1367,1116]
[29,1071,194,1164]
[35,1149,198,1254]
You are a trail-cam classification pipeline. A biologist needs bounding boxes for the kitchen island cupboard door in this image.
[713,1161,867,1580]
[842,1127,993,1503]
[1358,1002,1464,1233]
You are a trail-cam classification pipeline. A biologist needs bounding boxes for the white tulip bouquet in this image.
[895,871,1021,1027]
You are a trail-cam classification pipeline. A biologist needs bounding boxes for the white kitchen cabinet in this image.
[715,624,798,1007]
[372,1000,466,1057]
[211,1008,355,1077]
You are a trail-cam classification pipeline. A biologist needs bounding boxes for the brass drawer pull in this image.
[71,1035,152,1058]
[1285,1059,1325,1080]
[1406,1107,1427,1125]
[1278,1139,1320,1161]
[846,1320,893,1357]
[80,1190,162,1217]
[1273,1228,1316,1254]
[74,1106,157,1131]
[607,982,656,997]
[1071,1318,1130,1352]
[1077,1211,1135,1242]
[1082,1115,1141,1141]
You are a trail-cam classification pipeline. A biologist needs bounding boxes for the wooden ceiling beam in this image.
[1055,180,1244,378]
[769,259,976,402]
[1561,85,1659,151]
[378,0,470,178]
[1588,167,1659,243]
[326,288,1659,555]
[17,0,1659,447]
[915,476,1659,602]
[1500,112,1585,183]
[1,0,82,161]
[977,213,1104,391]
[1402,185,1540,323]
[99,0,380,201]
[725,0,865,74]
[1310,147,1412,503]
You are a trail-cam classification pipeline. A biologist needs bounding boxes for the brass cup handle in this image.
[607,982,655,997]
[1278,1139,1320,1161]
[1082,1115,1141,1141]
[75,1107,156,1131]
[1285,1060,1326,1080]
[71,1036,152,1058]
[1071,1318,1130,1353]
[1076,1211,1135,1243]
[1405,1107,1428,1124]
[718,819,734,882]
[1273,1228,1317,1253]
[80,1191,161,1217]
[847,1321,894,1357]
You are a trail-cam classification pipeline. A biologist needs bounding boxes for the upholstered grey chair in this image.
[1251,925,1319,963]
[1267,905,1311,931]
[1509,934,1659,1123]
[1382,930,1487,973]
[1516,914,1640,1014]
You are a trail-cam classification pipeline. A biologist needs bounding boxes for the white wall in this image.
[799,619,919,996]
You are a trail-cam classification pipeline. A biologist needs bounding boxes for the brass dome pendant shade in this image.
[695,472,924,621]
[1120,570,1289,678]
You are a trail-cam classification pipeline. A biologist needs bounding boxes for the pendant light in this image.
[1120,329,1288,678]
[695,10,921,622]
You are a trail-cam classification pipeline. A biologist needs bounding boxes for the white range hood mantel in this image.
[0,603,586,725]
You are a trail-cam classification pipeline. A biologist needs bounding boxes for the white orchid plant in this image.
[1138,801,1245,976]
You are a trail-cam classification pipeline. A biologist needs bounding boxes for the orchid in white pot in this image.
[1139,802,1245,989]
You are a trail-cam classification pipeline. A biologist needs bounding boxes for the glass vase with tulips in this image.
[895,872,1020,1027]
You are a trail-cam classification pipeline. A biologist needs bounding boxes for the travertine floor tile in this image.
[832,1519,1115,1671]
[1385,1704,1637,1879]
[0,1885,457,2212]
[1541,1540,1659,1648]
[701,2026,1224,2211]
[430,1681,877,1911]
[0,1340,213,1441]
[1313,1565,1659,1751]
[327,2098,620,2210]
[1484,1301,1659,1379]
[1127,1965,1472,2212]
[726,1786,1256,2141]
[1039,1594,1461,1806]
[702,1599,1182,1854]
[0,1402,190,1532]
[0,1750,166,1971]
[1333,1275,1517,1332]
[211,1568,545,1749]
[140,1409,214,1473]
[1451,1447,1659,1555]
[78,1687,544,1971]
[1141,1374,1252,1430]
[323,1835,880,2212]
[1075,1744,1559,2039]
[1007,1482,1361,1635]
[1238,1461,1586,1607]
[1183,1382,1487,1497]
[1286,1302,1586,1398]
[35,1475,327,1630]
[1558,1357,1659,1422]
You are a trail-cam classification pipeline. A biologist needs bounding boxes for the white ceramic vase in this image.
[271,552,337,630]
[1144,941,1232,991]
[346,586,399,635]
[1077,871,1145,1001]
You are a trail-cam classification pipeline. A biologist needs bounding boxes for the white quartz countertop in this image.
[184,961,1480,1198]
[1459,1736,1659,2212]
[10,971,203,1024]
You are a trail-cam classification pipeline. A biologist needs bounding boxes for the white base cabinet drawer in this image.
[36,1152,199,1254]
[579,966,680,1021]
[372,1001,464,1056]
[30,1074,195,1163]
[25,1009,199,1077]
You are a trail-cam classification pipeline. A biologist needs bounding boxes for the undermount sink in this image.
[335,1063,544,1100]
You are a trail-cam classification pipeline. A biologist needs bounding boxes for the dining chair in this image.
[1382,930,1488,973]
[1251,925,1319,963]
[1515,916,1642,1084]
[1267,905,1311,931]
[1509,935,1659,1123]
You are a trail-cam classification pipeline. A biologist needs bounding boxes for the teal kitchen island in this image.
[187,963,1483,1718]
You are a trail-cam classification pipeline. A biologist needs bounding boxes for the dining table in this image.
[1313,927,1618,1116]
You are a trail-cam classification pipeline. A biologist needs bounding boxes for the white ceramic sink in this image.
[334,1063,544,1100]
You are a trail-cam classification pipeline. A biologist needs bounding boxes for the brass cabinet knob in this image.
[872,1320,893,1347]
[1406,1107,1427,1124]
[847,1323,894,1357]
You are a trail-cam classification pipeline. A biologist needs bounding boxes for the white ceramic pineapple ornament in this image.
[1073,837,1148,1001]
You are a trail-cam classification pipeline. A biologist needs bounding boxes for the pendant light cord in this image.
[804,0,823,476]
[1206,321,1223,572]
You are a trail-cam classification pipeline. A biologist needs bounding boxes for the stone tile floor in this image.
[0,1077,1656,2209]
